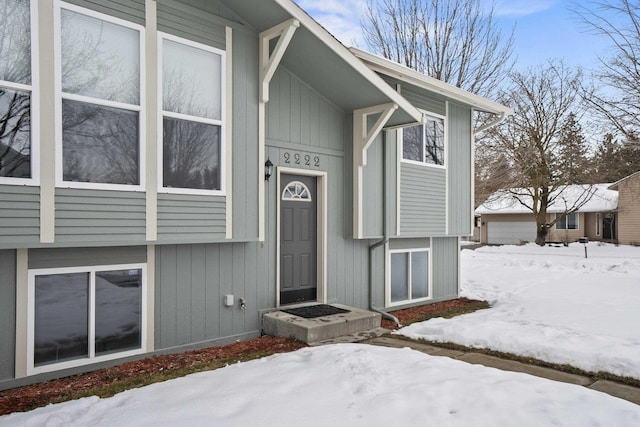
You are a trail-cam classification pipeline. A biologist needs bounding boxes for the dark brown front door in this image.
[280,174,317,305]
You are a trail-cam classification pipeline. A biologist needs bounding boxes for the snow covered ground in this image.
[2,242,640,426]
[401,242,640,379]
[1,344,639,427]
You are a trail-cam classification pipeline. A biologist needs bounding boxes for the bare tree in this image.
[0,0,32,178]
[362,0,515,98]
[574,0,640,144]
[481,61,595,245]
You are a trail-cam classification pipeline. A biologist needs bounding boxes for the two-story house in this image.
[0,0,511,389]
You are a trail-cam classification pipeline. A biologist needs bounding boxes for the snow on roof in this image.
[476,184,618,215]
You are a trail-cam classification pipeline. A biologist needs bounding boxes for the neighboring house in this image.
[476,184,618,245]
[609,171,640,246]
[0,0,511,389]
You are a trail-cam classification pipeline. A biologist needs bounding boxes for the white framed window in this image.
[388,248,431,306]
[54,2,145,190]
[282,181,312,201]
[556,212,579,230]
[401,112,446,167]
[27,263,147,375]
[0,0,38,185]
[158,32,225,195]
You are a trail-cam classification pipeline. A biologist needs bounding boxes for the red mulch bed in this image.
[380,297,486,329]
[0,298,486,416]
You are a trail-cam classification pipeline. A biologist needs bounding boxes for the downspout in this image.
[368,130,401,327]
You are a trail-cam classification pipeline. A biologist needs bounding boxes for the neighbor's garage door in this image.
[486,221,537,245]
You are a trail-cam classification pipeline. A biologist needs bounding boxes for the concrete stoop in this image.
[262,304,382,344]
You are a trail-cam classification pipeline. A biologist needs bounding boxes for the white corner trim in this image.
[146,245,155,351]
[145,0,158,241]
[14,249,29,378]
[38,0,55,243]
[445,102,450,235]
[259,18,299,103]
[225,26,234,239]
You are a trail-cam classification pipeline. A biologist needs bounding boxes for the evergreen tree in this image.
[592,133,640,182]
[557,113,590,184]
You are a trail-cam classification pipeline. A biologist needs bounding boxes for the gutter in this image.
[473,112,507,135]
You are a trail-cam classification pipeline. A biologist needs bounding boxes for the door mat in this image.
[282,304,350,319]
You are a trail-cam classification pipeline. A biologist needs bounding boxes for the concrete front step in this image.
[262,304,381,344]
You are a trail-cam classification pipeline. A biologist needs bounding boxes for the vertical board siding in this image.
[157,1,226,49]
[447,103,472,235]
[0,185,39,247]
[28,246,146,269]
[384,131,398,237]
[400,164,446,235]
[55,189,146,243]
[362,133,384,237]
[267,68,345,152]
[63,0,145,25]
[232,29,259,240]
[155,242,262,350]
[0,250,16,381]
[431,237,459,300]
[157,194,226,241]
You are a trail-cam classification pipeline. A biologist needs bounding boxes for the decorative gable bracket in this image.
[260,18,300,102]
[353,103,398,168]
[352,102,399,239]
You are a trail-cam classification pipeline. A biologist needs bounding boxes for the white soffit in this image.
[350,47,514,116]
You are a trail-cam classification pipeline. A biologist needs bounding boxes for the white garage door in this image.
[486,221,537,245]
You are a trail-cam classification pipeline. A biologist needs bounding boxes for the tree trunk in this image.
[535,225,548,246]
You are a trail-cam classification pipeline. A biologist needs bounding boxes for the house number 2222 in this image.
[283,151,320,167]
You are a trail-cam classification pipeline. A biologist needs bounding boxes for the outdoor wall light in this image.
[265,158,274,181]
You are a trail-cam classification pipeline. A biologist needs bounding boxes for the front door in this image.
[603,214,616,240]
[280,174,317,305]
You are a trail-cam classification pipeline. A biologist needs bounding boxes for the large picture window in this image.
[556,212,579,230]
[159,33,225,194]
[389,249,430,305]
[0,0,36,183]
[57,4,143,188]
[402,113,445,166]
[28,264,146,374]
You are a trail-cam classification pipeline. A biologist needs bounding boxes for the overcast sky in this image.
[294,0,618,72]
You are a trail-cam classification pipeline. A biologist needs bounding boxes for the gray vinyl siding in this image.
[399,163,446,235]
[381,76,447,116]
[157,0,226,49]
[267,68,345,153]
[158,0,245,28]
[384,131,398,237]
[447,103,473,235]
[231,29,259,241]
[28,246,146,269]
[55,189,146,243]
[63,0,145,25]
[431,237,459,300]
[0,185,39,248]
[389,238,430,250]
[0,250,16,381]
[362,133,384,237]
[155,243,260,349]
[157,194,226,242]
